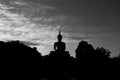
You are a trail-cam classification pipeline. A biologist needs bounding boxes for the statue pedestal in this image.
[48,50,71,63]
[50,50,70,58]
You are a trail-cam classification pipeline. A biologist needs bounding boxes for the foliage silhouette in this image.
[76,41,111,63]
[0,41,42,79]
[0,35,119,79]
[75,41,95,62]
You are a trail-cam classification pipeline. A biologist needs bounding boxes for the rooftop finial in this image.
[57,30,62,42]
[59,30,61,35]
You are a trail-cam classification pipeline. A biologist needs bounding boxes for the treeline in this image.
[0,41,120,80]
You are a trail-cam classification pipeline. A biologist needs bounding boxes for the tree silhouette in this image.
[118,54,120,62]
[0,38,119,79]
[95,47,111,62]
[75,41,95,63]
[0,41,42,79]
[114,53,120,63]
[119,53,120,58]
[75,41,111,63]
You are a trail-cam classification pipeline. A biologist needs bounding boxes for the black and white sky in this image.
[0,0,120,57]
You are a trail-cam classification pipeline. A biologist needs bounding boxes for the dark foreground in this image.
[1,41,120,80]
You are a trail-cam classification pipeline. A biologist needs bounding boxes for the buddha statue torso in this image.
[54,42,66,51]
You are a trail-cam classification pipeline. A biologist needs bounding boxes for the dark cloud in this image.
[0,0,55,18]
[68,36,91,41]
[21,41,40,46]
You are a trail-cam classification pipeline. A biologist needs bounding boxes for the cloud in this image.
[0,0,107,56]
[0,2,14,10]
[0,2,62,55]
[21,41,40,46]
[1,0,55,18]
[32,15,77,27]
[60,24,109,44]
[12,1,28,6]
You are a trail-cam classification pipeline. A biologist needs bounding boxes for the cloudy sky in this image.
[0,0,120,57]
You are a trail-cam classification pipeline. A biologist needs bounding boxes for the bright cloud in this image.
[0,0,100,56]
[13,1,27,6]
[0,2,61,55]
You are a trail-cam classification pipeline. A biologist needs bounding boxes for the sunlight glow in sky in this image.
[0,0,76,56]
[0,1,58,55]
[0,0,120,57]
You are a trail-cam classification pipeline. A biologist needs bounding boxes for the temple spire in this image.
[59,30,61,35]
[57,30,62,42]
